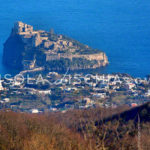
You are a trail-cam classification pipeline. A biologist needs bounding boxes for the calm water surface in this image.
[0,0,150,77]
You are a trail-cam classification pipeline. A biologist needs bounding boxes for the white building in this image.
[38,90,51,95]
[0,81,4,91]
[31,109,39,113]
[126,83,135,90]
[145,89,150,97]
[3,98,10,103]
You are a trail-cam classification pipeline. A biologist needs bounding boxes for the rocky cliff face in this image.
[3,21,109,72]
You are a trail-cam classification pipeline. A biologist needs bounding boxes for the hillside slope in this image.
[0,103,149,150]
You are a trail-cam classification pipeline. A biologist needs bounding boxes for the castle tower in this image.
[13,21,33,34]
[32,33,42,47]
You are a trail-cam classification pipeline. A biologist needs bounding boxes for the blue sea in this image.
[0,0,150,77]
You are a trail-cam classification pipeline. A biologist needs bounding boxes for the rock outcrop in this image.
[3,21,109,71]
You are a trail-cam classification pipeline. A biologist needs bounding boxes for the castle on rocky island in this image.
[3,21,109,71]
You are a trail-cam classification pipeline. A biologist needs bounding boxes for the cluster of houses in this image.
[0,72,150,113]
